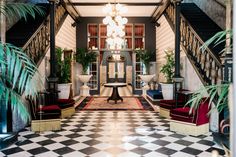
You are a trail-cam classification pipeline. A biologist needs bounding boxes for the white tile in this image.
[93,143,113,150]
[44,143,65,150]
[117,152,141,157]
[144,152,168,157]
[20,143,41,150]
[90,151,113,157]
[165,143,186,151]
[69,143,90,150]
[197,151,213,157]
[160,136,179,142]
[35,151,59,157]
[141,143,162,151]
[171,152,195,157]
[0,152,5,157]
[74,136,92,142]
[29,136,48,142]
[118,143,138,150]
[182,136,201,143]
[52,136,70,142]
[62,151,86,157]
[189,143,211,151]
[8,151,32,157]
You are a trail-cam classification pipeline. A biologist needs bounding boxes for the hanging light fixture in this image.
[103,3,128,50]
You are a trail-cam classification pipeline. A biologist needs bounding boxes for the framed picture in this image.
[215,0,226,7]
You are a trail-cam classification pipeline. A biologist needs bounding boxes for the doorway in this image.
[107,55,126,83]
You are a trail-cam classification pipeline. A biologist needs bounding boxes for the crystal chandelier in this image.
[103,3,128,50]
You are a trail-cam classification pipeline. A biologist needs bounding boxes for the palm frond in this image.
[0,81,30,122]
[0,3,45,21]
[186,84,229,114]
[200,30,232,54]
[0,43,45,121]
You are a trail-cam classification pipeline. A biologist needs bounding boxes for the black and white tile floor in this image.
[0,111,225,157]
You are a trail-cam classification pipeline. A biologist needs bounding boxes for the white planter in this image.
[138,74,155,95]
[161,83,174,100]
[58,83,72,99]
[78,75,92,96]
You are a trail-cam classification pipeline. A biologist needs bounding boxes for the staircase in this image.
[164,3,225,86]
[6,3,68,66]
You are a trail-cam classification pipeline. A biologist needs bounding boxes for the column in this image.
[48,0,58,104]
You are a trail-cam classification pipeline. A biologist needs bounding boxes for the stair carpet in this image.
[181,3,224,56]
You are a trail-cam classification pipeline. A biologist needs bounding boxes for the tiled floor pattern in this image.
[0,111,225,157]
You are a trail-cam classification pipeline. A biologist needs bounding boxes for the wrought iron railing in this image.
[165,4,224,85]
[22,4,68,66]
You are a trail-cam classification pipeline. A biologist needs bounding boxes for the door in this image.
[107,56,126,83]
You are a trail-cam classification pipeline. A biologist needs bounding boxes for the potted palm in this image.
[56,47,72,99]
[75,48,97,96]
[160,49,175,100]
[135,49,156,95]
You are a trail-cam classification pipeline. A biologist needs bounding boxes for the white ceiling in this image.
[70,0,163,17]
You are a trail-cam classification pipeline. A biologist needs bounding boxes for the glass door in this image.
[107,56,126,83]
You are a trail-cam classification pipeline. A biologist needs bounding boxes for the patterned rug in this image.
[76,96,154,111]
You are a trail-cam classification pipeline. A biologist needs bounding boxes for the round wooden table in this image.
[104,83,127,104]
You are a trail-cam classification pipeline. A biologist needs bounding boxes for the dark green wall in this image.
[76,17,156,53]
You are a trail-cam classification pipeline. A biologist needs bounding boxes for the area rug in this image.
[76,97,154,111]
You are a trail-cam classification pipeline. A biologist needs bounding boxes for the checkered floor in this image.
[0,111,225,157]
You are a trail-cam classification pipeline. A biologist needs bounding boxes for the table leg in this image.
[107,86,123,104]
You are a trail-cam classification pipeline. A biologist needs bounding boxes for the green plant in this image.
[75,48,97,74]
[56,47,71,83]
[160,49,175,83]
[135,49,155,74]
[186,84,229,114]
[0,3,44,122]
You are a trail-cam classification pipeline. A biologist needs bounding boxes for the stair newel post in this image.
[48,0,59,104]
[172,0,184,107]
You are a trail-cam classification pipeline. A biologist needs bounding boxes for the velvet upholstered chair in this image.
[170,98,210,136]
[159,89,189,118]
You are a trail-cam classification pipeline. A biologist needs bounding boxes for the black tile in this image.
[206,147,225,155]
[28,147,50,155]
[169,133,186,139]
[24,134,40,139]
[131,147,151,155]
[79,147,100,155]
[181,147,203,155]
[149,133,165,139]
[86,133,103,138]
[16,140,33,146]
[129,139,146,146]
[53,147,75,155]
[197,140,215,146]
[175,140,194,146]
[83,140,101,146]
[60,139,78,146]
[37,139,55,146]
[44,133,61,139]
[2,147,24,155]
[152,140,170,147]
[65,133,82,138]
[156,147,177,155]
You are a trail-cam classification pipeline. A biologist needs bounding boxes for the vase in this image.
[138,74,155,95]
[78,74,92,96]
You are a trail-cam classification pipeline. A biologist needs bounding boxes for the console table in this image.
[104,83,127,104]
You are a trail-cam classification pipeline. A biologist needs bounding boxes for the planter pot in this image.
[161,83,174,100]
[58,83,72,99]
[138,74,155,95]
[78,75,92,96]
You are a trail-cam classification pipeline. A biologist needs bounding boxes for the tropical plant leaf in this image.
[0,43,45,122]
[186,84,229,114]
[0,2,45,22]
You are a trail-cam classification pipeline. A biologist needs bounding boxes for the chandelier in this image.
[103,3,128,50]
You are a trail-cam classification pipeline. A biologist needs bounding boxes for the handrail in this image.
[22,4,67,66]
[165,3,223,85]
